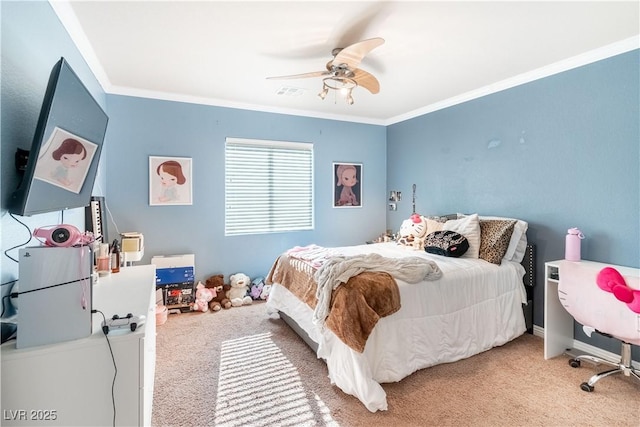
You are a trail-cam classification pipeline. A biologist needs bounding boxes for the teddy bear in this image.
[191,282,215,313]
[205,274,232,312]
[397,213,429,250]
[227,273,253,307]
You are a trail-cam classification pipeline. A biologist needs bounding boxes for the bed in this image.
[265,213,535,412]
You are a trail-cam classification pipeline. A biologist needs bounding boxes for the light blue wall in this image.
[1,1,107,316]
[0,0,386,313]
[104,95,387,279]
[2,0,638,358]
[387,49,639,354]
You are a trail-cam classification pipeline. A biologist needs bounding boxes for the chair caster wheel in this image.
[569,359,581,368]
[580,382,594,392]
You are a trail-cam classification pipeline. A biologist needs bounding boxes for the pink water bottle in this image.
[565,228,585,261]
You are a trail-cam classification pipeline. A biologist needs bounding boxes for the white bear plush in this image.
[397,213,429,250]
[226,273,253,307]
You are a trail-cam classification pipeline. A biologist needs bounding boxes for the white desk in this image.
[1,265,156,426]
[544,259,640,360]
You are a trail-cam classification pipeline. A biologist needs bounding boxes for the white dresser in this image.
[1,264,156,426]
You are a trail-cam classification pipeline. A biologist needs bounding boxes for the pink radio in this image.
[33,224,94,247]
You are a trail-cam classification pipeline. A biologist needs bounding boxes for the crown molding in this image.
[385,36,640,126]
[51,1,638,127]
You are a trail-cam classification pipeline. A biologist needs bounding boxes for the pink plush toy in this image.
[597,267,640,314]
[191,282,215,313]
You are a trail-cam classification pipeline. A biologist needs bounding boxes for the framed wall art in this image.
[32,127,98,194]
[333,162,362,208]
[149,156,193,206]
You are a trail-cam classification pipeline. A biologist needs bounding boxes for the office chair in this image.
[557,262,640,392]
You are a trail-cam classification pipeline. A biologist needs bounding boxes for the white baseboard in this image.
[533,325,544,338]
[532,325,639,369]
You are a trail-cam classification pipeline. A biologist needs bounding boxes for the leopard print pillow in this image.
[479,219,516,264]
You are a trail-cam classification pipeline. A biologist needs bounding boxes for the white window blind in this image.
[225,137,314,236]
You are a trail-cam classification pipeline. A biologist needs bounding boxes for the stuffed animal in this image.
[227,273,253,307]
[397,213,429,250]
[205,274,232,311]
[191,282,215,313]
[249,277,265,300]
[260,283,272,300]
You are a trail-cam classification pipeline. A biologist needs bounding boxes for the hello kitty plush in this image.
[191,282,215,312]
[397,213,429,250]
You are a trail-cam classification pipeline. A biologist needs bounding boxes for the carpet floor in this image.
[151,302,639,427]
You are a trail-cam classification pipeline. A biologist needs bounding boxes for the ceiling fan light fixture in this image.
[347,91,354,105]
[320,76,357,105]
[323,76,356,91]
[318,84,329,100]
[268,37,384,106]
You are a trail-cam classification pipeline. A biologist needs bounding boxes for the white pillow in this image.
[443,214,481,258]
[505,220,528,262]
[457,213,528,263]
[426,218,444,234]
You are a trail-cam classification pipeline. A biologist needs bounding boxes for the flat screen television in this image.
[9,57,108,217]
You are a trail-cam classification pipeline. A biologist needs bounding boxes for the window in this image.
[225,137,313,235]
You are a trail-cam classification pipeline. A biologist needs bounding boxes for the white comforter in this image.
[266,242,527,412]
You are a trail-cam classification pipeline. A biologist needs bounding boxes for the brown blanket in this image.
[266,254,401,353]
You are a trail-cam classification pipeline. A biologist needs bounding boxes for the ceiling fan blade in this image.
[332,37,385,70]
[352,68,380,94]
[266,71,329,80]
[333,3,391,53]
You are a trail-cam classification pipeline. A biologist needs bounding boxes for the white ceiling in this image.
[54,1,639,125]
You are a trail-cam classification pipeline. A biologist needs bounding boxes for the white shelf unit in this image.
[543,260,575,359]
[1,264,157,426]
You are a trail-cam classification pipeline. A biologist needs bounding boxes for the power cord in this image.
[1,295,12,318]
[3,213,33,263]
[1,280,18,318]
[92,309,117,427]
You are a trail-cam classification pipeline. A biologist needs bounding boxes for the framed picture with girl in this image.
[149,156,193,206]
[333,162,362,208]
[32,127,98,194]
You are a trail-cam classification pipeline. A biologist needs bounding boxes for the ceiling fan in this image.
[267,37,385,105]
